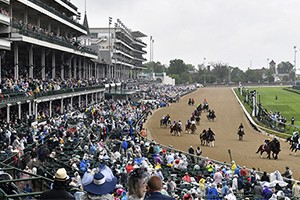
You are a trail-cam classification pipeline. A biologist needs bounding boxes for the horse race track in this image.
[145,87,300,179]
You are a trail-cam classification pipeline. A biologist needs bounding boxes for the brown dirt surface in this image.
[145,87,300,179]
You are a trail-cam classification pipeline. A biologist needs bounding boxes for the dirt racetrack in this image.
[145,87,300,179]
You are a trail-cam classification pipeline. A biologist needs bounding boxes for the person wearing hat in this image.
[81,172,117,200]
[39,168,75,200]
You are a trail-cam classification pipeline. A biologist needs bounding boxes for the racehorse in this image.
[199,129,215,147]
[202,103,209,112]
[190,123,197,134]
[185,122,191,133]
[207,110,216,121]
[256,139,281,159]
[237,128,245,141]
[160,115,171,128]
[290,142,300,155]
[170,123,182,136]
[286,133,299,146]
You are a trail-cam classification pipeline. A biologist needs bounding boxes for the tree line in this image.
[143,59,296,85]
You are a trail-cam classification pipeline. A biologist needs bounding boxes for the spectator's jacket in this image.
[144,192,175,200]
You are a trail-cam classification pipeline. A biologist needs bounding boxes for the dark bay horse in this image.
[237,128,245,141]
[256,139,281,159]
[200,129,215,147]
[170,123,182,136]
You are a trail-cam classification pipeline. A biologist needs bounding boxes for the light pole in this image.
[294,46,297,71]
[267,58,269,69]
[108,17,112,79]
[203,58,206,84]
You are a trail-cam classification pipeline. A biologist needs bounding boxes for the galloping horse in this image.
[202,103,209,112]
[237,128,245,141]
[290,142,300,155]
[286,132,299,146]
[190,123,197,134]
[170,123,182,136]
[199,128,215,147]
[256,138,281,159]
[207,110,216,121]
[160,115,171,128]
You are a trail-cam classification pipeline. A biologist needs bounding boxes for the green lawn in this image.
[247,86,300,127]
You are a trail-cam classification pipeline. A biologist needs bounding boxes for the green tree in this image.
[143,61,166,73]
[230,67,245,83]
[211,62,229,83]
[245,69,263,83]
[167,59,187,75]
[277,61,294,74]
[169,74,181,84]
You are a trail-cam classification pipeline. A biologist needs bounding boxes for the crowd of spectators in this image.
[0,83,298,200]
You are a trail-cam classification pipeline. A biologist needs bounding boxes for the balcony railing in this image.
[60,0,77,11]
[0,84,105,104]
[12,20,97,55]
[26,0,86,32]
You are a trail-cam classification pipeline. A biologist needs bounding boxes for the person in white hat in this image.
[39,168,74,200]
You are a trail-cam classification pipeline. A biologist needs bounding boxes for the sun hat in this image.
[84,172,117,195]
[53,168,69,181]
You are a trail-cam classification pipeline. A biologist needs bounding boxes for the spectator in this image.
[291,117,295,125]
[127,168,147,200]
[39,168,75,200]
[207,183,219,200]
[144,175,175,200]
[292,181,300,199]
[239,166,248,177]
[262,185,273,200]
[196,146,202,163]
[188,146,195,163]
[260,171,270,182]
[182,172,192,183]
[81,172,117,200]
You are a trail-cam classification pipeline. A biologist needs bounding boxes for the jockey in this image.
[239,123,244,130]
[262,139,270,151]
[293,131,299,138]
[238,123,244,133]
[178,120,182,126]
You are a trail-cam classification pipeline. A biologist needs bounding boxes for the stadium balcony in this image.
[11,20,97,56]
[27,0,86,31]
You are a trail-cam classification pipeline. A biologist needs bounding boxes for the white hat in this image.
[53,168,69,181]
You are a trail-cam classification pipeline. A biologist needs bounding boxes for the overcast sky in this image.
[71,0,300,71]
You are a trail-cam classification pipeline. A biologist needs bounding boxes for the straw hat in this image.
[53,168,69,181]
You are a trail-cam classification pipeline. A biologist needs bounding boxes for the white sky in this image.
[71,0,300,71]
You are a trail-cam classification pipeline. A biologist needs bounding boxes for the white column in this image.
[34,102,38,120]
[85,94,88,107]
[95,93,98,103]
[78,95,81,107]
[78,58,82,79]
[70,97,73,110]
[28,100,32,116]
[6,104,11,123]
[68,58,72,79]
[61,99,64,114]
[29,45,34,79]
[41,49,46,80]
[52,52,56,79]
[91,93,94,104]
[61,54,64,80]
[49,101,52,118]
[17,102,21,119]
[73,57,77,79]
[14,43,19,80]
